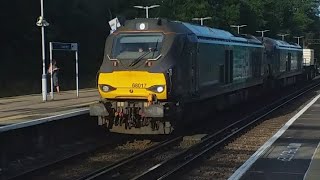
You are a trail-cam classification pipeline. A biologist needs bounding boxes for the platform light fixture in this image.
[256,30,270,38]
[192,17,212,26]
[133,5,160,18]
[277,33,289,41]
[294,36,304,46]
[230,25,247,34]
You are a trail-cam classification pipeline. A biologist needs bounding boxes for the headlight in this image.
[99,84,116,92]
[102,85,109,92]
[156,86,164,93]
[136,22,148,30]
[139,23,146,30]
[147,85,165,93]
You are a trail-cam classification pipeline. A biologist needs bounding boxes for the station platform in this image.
[229,93,320,180]
[0,89,99,131]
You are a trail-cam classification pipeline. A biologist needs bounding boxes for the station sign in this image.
[52,42,78,51]
[49,41,80,100]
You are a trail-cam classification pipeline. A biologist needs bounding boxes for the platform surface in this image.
[230,93,320,180]
[0,89,99,127]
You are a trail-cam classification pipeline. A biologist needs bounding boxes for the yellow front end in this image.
[98,71,167,100]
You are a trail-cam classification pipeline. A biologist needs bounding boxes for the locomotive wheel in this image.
[125,119,128,129]
[108,117,114,129]
[119,117,124,126]
[125,118,131,129]
[114,116,119,126]
[135,117,141,128]
[151,119,160,131]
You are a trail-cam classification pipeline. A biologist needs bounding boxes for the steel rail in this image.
[9,141,108,180]
[8,133,130,180]
[78,135,183,180]
[131,81,320,180]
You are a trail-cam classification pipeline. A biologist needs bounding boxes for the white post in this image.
[49,42,54,100]
[76,50,79,98]
[200,18,203,26]
[146,7,149,18]
[40,0,47,101]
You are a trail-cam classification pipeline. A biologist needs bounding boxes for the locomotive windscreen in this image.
[112,33,163,60]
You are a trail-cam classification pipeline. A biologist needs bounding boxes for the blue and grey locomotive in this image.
[90,18,303,134]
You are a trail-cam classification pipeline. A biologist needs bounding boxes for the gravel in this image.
[179,84,319,180]
[31,139,157,180]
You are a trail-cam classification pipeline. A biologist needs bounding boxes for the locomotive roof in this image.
[117,18,262,45]
[181,22,262,45]
[274,39,301,48]
[260,37,302,50]
[116,19,300,50]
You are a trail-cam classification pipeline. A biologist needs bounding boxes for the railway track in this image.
[8,134,147,180]
[77,136,183,180]
[7,80,320,180]
[79,81,320,180]
[180,84,320,179]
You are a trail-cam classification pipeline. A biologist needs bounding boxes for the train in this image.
[90,18,314,134]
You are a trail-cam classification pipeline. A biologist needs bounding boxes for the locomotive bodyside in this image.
[195,35,265,100]
[262,38,303,86]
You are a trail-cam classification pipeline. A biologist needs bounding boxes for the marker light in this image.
[146,61,152,67]
[139,23,146,30]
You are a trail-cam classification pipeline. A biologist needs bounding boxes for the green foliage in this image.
[0,0,320,96]
[172,0,212,21]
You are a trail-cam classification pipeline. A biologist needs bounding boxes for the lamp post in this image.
[230,25,247,34]
[36,0,49,101]
[277,33,289,41]
[133,5,160,18]
[294,36,304,46]
[256,30,270,38]
[192,17,212,26]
